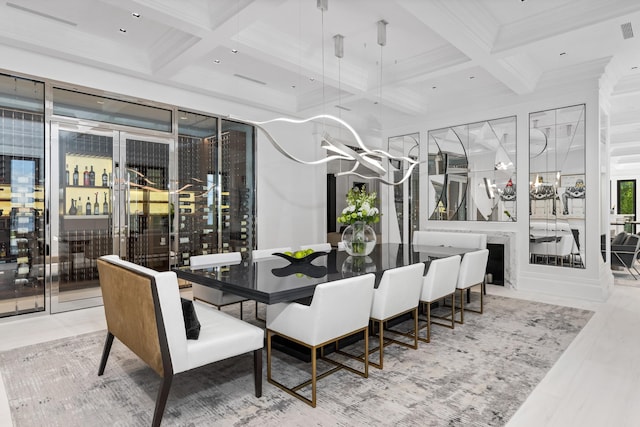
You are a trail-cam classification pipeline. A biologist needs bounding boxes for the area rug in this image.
[0,295,593,427]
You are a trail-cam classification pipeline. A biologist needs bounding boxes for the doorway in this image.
[50,122,173,313]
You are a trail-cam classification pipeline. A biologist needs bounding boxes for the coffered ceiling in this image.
[1,0,640,170]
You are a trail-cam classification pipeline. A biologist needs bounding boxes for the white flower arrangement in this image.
[337,186,380,225]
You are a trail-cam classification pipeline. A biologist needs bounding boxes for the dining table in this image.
[173,243,477,305]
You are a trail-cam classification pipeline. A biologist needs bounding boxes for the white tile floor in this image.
[0,281,637,426]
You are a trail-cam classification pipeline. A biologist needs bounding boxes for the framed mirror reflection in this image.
[427,116,516,221]
[529,104,586,269]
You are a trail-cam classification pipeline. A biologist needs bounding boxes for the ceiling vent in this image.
[621,22,634,39]
[335,105,351,111]
[233,74,266,86]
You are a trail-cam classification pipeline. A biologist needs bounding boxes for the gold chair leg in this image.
[412,307,418,349]
[311,344,317,407]
[427,303,431,342]
[418,302,432,343]
[268,327,369,407]
[457,284,484,324]
[368,319,384,370]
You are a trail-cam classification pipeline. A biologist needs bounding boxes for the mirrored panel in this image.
[428,116,516,221]
[529,104,585,268]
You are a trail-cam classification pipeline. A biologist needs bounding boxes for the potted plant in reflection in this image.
[338,185,380,257]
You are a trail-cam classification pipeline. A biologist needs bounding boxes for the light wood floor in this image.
[0,281,636,426]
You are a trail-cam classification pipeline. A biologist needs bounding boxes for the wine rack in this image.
[176,127,255,266]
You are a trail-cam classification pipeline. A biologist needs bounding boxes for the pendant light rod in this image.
[317,0,328,11]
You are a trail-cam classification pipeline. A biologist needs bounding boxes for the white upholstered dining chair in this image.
[190,252,247,318]
[299,243,332,253]
[455,249,489,324]
[418,255,461,343]
[368,262,425,369]
[266,274,375,407]
[252,247,292,260]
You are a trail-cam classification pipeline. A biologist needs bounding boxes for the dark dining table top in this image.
[174,243,476,304]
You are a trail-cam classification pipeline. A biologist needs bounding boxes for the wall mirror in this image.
[529,104,585,269]
[427,116,516,221]
[387,133,420,243]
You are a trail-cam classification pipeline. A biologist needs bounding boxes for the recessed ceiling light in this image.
[469,76,475,80]
[119,28,127,33]
[180,116,188,120]
[560,52,567,56]
[309,77,315,82]
[373,101,378,105]
[291,85,296,89]
[632,66,638,70]
[231,49,238,54]
[432,86,437,89]
[96,100,104,105]
[213,59,220,64]
[132,12,140,18]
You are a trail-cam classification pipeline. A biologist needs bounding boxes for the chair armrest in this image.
[266,302,313,343]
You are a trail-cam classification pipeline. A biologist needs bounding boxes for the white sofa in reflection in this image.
[412,231,487,249]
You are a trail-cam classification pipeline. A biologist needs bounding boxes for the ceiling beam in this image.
[397,0,541,95]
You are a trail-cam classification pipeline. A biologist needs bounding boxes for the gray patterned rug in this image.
[0,295,592,427]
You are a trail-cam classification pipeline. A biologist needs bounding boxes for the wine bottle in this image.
[93,193,99,215]
[65,164,69,186]
[89,165,95,186]
[77,198,82,215]
[68,198,77,215]
[83,166,89,186]
[102,169,108,187]
[103,192,109,215]
[73,165,79,186]
[85,197,91,215]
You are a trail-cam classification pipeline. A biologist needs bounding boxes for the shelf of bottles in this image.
[176,125,255,267]
[64,154,111,218]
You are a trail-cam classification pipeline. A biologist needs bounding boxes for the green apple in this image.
[294,250,305,258]
[284,251,293,256]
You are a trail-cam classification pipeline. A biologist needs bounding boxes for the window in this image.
[617,179,636,217]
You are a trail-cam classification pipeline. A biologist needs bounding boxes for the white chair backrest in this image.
[252,247,292,260]
[413,231,486,249]
[190,252,241,269]
[554,234,575,257]
[299,243,332,253]
[371,263,425,320]
[421,255,461,302]
[456,249,489,289]
[308,274,375,344]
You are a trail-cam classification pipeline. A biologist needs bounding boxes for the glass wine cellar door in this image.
[51,123,173,313]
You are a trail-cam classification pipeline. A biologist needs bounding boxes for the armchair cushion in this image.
[180,298,201,340]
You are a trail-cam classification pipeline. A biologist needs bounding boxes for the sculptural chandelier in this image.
[245,114,419,185]
[241,1,418,186]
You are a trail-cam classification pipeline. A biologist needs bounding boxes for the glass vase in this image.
[342,221,376,256]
